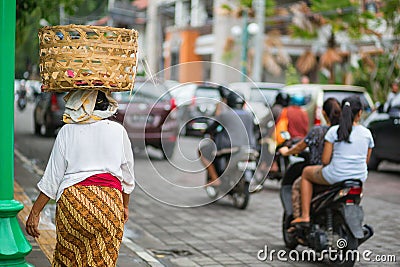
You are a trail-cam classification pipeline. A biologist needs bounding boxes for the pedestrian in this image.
[384,78,399,113]
[292,95,374,225]
[300,75,310,84]
[25,90,135,266]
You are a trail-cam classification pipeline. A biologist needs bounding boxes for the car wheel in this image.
[368,152,381,171]
[41,113,55,137]
[162,142,176,159]
[34,122,41,135]
[180,124,187,136]
[34,114,41,135]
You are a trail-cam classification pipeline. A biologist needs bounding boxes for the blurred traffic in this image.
[19,77,400,175]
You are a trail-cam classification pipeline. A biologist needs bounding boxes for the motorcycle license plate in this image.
[237,161,257,171]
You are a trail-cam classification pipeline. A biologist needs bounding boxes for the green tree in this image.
[289,0,399,99]
[15,0,107,79]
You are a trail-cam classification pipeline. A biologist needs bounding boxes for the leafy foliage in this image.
[285,63,299,85]
[353,53,400,102]
[239,0,276,16]
[15,0,107,78]
[16,0,84,34]
[380,0,400,35]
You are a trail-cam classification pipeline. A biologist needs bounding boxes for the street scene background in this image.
[9,0,400,266]
[15,101,400,266]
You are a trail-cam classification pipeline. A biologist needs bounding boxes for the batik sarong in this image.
[53,185,124,267]
[292,177,302,219]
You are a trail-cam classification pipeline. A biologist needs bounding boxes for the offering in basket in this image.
[39,24,138,92]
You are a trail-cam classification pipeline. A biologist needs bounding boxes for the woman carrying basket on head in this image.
[26,90,135,266]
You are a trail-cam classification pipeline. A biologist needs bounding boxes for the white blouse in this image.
[37,120,135,201]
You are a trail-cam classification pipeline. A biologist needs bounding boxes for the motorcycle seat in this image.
[215,147,240,156]
[313,179,363,194]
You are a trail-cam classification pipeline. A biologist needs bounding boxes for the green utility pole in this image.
[0,0,33,266]
[240,9,249,82]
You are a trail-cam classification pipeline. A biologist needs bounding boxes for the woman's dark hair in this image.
[323,97,341,126]
[337,95,363,143]
[94,91,109,111]
[275,92,289,107]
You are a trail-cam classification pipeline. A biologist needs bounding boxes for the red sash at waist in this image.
[77,173,122,192]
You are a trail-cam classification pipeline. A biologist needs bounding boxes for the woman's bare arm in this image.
[279,139,307,156]
[321,141,333,166]
[26,192,50,238]
[122,192,130,223]
[366,148,372,164]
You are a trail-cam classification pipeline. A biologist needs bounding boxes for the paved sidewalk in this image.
[14,153,153,267]
[13,148,400,266]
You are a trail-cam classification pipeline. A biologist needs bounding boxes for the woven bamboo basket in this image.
[38,24,138,92]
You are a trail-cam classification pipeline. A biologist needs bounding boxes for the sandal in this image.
[206,179,221,187]
[291,217,310,228]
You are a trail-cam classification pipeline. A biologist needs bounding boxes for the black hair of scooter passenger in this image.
[337,96,363,143]
[323,97,341,126]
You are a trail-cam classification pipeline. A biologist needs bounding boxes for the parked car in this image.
[34,92,66,136]
[179,83,221,136]
[363,107,400,170]
[280,84,374,129]
[112,81,179,159]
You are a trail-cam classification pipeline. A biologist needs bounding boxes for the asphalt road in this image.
[15,102,400,266]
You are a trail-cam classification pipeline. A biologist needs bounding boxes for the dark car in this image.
[364,107,400,170]
[112,81,179,159]
[34,92,66,136]
[179,84,221,136]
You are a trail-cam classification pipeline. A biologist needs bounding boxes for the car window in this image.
[250,88,279,105]
[285,92,313,106]
[323,91,371,111]
[195,87,220,100]
[113,82,170,103]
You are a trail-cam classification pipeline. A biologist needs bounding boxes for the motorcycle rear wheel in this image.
[331,224,358,267]
[282,212,298,250]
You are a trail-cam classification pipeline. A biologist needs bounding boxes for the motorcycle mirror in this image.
[280,131,291,140]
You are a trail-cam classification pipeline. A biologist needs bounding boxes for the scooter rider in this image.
[198,90,256,187]
[292,96,374,225]
[279,98,341,219]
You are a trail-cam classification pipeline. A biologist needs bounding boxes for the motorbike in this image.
[281,179,374,266]
[205,145,259,210]
[17,85,27,111]
[253,131,308,191]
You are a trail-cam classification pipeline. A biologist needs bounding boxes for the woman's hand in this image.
[279,146,290,156]
[26,210,41,238]
[25,192,50,238]
[123,207,129,223]
[122,192,130,223]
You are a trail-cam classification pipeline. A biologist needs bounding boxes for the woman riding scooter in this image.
[292,96,374,225]
[279,98,341,219]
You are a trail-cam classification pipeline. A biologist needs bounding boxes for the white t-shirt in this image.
[38,120,135,201]
[322,125,374,184]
